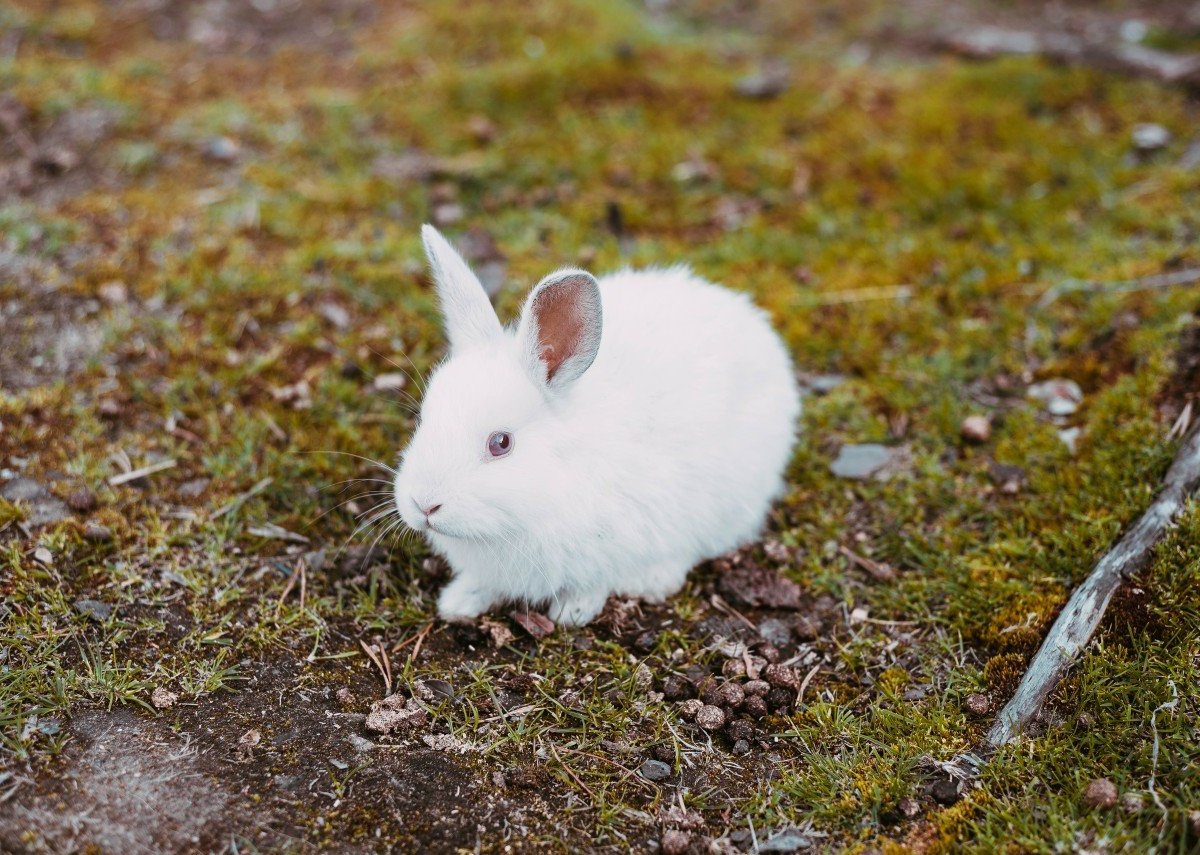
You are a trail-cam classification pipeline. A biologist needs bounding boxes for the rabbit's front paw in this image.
[437,577,495,623]
[547,589,609,627]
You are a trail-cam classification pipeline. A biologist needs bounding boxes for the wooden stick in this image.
[983,424,1200,750]
[108,458,177,486]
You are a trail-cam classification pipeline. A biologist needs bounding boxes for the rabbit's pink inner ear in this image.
[527,271,602,387]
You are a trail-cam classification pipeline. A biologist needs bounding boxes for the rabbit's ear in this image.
[517,269,602,390]
[421,225,503,351]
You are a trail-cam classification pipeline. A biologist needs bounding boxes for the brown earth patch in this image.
[104,0,380,56]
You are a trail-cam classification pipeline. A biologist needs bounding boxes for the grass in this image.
[1,0,1199,850]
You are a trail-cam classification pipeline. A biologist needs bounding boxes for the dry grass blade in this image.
[108,459,177,487]
[359,639,392,695]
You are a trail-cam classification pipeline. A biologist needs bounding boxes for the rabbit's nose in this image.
[415,499,442,519]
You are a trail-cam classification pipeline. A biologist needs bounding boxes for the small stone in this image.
[717,681,746,709]
[964,693,990,716]
[237,728,261,756]
[97,281,128,305]
[372,373,407,393]
[744,680,770,698]
[660,829,692,855]
[744,695,768,718]
[1132,123,1171,154]
[509,609,555,639]
[177,478,210,498]
[849,606,869,624]
[66,488,97,512]
[1188,809,1200,838]
[348,733,376,753]
[431,202,464,226]
[366,694,428,734]
[792,616,820,641]
[34,546,54,566]
[676,699,704,721]
[897,796,921,818]
[35,145,79,173]
[762,540,791,563]
[726,718,755,742]
[98,398,122,418]
[423,679,455,700]
[1119,792,1144,814]
[639,759,672,782]
[805,373,845,395]
[830,443,894,480]
[763,664,800,690]
[722,658,747,680]
[1083,778,1118,809]
[960,415,991,443]
[2,478,47,502]
[988,462,1025,494]
[82,522,113,543]
[203,135,241,162]
[336,687,354,706]
[734,65,789,100]
[1028,378,1083,417]
[662,675,693,702]
[758,618,792,647]
[695,704,726,730]
[479,617,515,648]
[759,828,812,852]
[634,662,653,692]
[756,643,780,664]
[74,598,112,621]
[466,114,497,143]
[766,687,794,712]
[1058,427,1081,453]
[317,302,351,330]
[731,738,750,755]
[930,778,961,806]
[1075,712,1095,731]
[151,687,178,709]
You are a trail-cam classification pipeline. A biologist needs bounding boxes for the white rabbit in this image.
[394,225,800,626]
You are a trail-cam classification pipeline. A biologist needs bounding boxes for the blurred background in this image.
[2,1,1199,852]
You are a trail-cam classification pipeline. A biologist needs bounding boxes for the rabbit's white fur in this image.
[395,226,800,626]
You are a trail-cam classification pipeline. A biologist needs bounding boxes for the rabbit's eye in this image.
[487,431,513,459]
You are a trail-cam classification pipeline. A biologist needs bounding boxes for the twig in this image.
[1028,267,1200,308]
[838,545,896,582]
[1147,680,1179,821]
[409,622,433,662]
[709,594,758,631]
[796,663,821,708]
[982,423,1200,752]
[108,458,177,486]
[276,561,303,614]
[797,284,912,307]
[211,477,273,520]
[556,746,654,793]
[1025,267,1200,352]
[358,639,392,695]
[937,27,1200,88]
[548,741,597,804]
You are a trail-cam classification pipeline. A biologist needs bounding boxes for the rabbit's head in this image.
[394,226,602,541]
